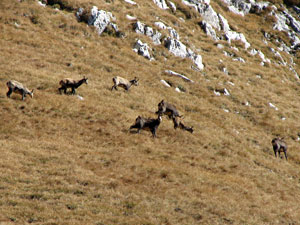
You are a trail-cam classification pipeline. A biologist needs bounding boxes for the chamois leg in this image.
[22,92,26,101]
[172,117,179,129]
[151,127,157,138]
[6,88,12,98]
[58,87,63,94]
[71,87,76,95]
[111,85,117,91]
[284,151,288,160]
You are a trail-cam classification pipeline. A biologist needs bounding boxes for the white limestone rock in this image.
[124,0,137,5]
[199,21,218,40]
[164,38,204,70]
[134,21,162,45]
[88,6,118,36]
[165,70,194,83]
[161,80,171,87]
[133,40,154,61]
[168,1,176,12]
[154,22,180,40]
[153,0,168,9]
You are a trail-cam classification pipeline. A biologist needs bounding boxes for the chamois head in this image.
[157,99,165,113]
[83,76,88,85]
[130,77,139,86]
[29,89,34,98]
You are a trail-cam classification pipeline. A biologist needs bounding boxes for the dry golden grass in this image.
[1,0,300,224]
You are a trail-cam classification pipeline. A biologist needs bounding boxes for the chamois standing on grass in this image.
[111,76,139,91]
[271,137,288,160]
[129,114,162,138]
[156,100,182,120]
[6,80,34,101]
[58,76,88,95]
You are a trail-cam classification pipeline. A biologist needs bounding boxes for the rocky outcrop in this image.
[133,21,162,45]
[88,6,118,36]
[272,8,300,49]
[133,40,154,61]
[222,0,269,16]
[154,22,180,40]
[76,7,121,37]
[182,0,251,49]
[164,38,204,70]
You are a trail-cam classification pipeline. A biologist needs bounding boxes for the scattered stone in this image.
[269,102,278,111]
[168,1,176,12]
[126,15,137,20]
[124,0,137,5]
[153,0,168,10]
[214,88,230,96]
[161,79,171,87]
[165,70,194,83]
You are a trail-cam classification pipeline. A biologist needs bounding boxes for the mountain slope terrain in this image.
[1,0,300,224]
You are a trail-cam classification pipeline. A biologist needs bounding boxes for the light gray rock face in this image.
[272,8,300,49]
[218,14,230,33]
[134,21,162,45]
[168,1,176,12]
[76,6,120,36]
[153,0,168,9]
[199,21,218,40]
[164,38,204,70]
[197,4,221,30]
[222,0,251,16]
[164,38,188,58]
[88,6,118,35]
[222,0,269,16]
[154,21,180,40]
[225,31,250,49]
[133,40,154,61]
[183,0,251,49]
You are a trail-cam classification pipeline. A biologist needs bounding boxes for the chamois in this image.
[172,117,194,133]
[156,100,182,120]
[6,80,34,101]
[58,76,88,95]
[111,76,139,91]
[129,114,162,138]
[271,137,288,160]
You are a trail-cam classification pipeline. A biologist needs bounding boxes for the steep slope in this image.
[1,0,300,224]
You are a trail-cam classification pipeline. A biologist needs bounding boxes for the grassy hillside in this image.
[1,0,300,224]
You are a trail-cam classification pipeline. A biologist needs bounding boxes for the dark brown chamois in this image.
[156,99,182,120]
[58,76,88,95]
[172,117,194,133]
[111,76,139,91]
[6,80,34,101]
[129,114,162,138]
[271,137,287,160]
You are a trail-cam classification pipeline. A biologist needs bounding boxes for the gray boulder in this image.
[88,6,118,36]
[164,38,204,70]
[133,40,154,60]
[153,0,168,9]
[134,21,162,45]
